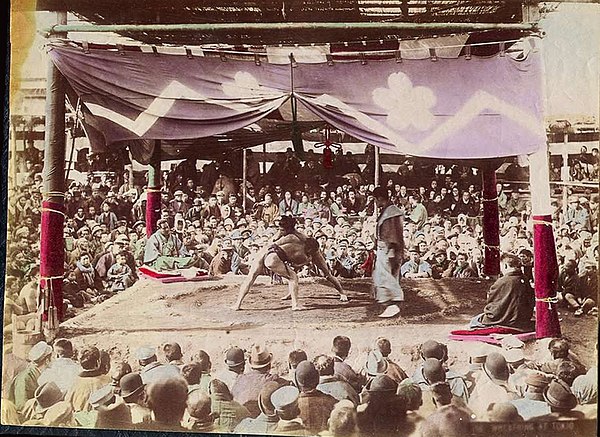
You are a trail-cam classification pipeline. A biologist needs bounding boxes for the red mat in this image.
[139,266,213,283]
[450,326,527,336]
[448,332,536,345]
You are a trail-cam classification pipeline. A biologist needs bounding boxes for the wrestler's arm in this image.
[312,250,348,302]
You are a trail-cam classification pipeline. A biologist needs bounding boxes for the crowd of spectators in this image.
[2,334,597,434]
[4,145,598,327]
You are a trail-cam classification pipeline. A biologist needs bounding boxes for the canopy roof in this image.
[38,0,528,45]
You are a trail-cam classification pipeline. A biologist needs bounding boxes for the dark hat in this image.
[116,219,127,227]
[421,340,446,361]
[294,361,319,392]
[271,386,300,413]
[120,373,145,399]
[423,358,446,384]
[486,402,524,421]
[525,372,551,389]
[34,382,63,414]
[249,344,273,369]
[483,352,510,384]
[408,245,420,253]
[225,347,245,367]
[543,380,577,411]
[367,375,398,393]
[258,381,283,416]
[95,397,132,429]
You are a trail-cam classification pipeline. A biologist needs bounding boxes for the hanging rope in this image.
[65,97,82,183]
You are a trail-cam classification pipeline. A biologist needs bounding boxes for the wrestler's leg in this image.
[265,255,305,311]
[232,255,263,310]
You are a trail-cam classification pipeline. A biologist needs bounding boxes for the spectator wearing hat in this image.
[146,376,189,431]
[372,187,405,318]
[374,337,408,384]
[331,336,364,393]
[271,385,310,435]
[486,401,524,422]
[97,202,118,232]
[64,346,111,412]
[106,251,134,292]
[356,374,403,436]
[208,379,250,432]
[470,253,534,331]
[214,346,246,392]
[294,361,337,434]
[314,355,359,406]
[417,404,471,437]
[416,359,469,417]
[38,338,81,396]
[468,352,515,418]
[319,399,359,437]
[411,340,468,405]
[401,246,432,279]
[572,351,597,406]
[20,381,64,422]
[231,344,286,418]
[564,195,590,232]
[532,379,584,421]
[136,345,180,386]
[144,219,200,270]
[188,350,213,393]
[234,381,282,433]
[109,219,128,242]
[509,372,551,420]
[7,341,53,412]
[185,389,218,432]
[209,238,245,276]
[41,401,77,427]
[169,190,189,217]
[120,373,152,425]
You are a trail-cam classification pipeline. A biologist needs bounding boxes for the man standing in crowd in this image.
[372,187,405,318]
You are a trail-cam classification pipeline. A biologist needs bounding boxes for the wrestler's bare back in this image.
[232,231,347,311]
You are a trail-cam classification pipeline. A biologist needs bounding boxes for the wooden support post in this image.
[40,11,67,326]
[529,147,561,339]
[146,141,162,237]
[561,133,569,218]
[242,148,248,213]
[481,166,500,277]
[374,146,380,187]
[262,143,267,175]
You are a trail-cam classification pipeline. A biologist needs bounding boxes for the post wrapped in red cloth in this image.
[532,214,561,339]
[40,201,65,321]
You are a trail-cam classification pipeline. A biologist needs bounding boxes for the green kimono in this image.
[7,363,40,412]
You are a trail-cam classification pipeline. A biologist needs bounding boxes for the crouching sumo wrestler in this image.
[232,216,348,311]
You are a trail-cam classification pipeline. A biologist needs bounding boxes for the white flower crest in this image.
[372,72,437,131]
[222,71,282,99]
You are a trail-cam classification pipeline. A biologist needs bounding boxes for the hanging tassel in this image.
[323,146,334,169]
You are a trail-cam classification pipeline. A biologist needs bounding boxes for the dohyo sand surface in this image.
[59,276,597,376]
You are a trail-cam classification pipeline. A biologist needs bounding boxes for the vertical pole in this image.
[481,165,500,277]
[561,133,569,218]
[10,121,18,185]
[242,148,247,213]
[262,143,267,175]
[374,146,380,187]
[40,11,67,323]
[146,140,162,237]
[529,147,561,339]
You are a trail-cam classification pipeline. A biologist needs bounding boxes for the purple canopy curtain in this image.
[48,39,546,160]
